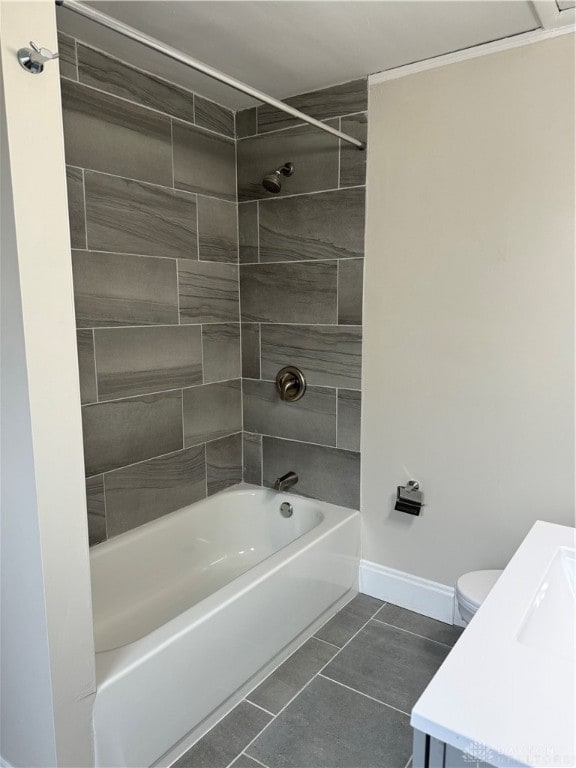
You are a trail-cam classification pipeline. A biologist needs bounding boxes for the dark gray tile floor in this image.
[171,595,463,768]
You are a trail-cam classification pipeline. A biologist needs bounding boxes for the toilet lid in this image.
[456,569,503,608]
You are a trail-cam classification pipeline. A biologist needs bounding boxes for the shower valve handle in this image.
[275,366,306,402]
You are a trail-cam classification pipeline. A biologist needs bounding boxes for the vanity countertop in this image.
[411,520,575,768]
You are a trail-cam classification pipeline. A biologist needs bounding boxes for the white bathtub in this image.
[90,484,360,767]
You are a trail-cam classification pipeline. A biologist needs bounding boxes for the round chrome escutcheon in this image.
[280,502,293,518]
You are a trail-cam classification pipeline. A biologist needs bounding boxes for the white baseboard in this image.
[360,559,462,625]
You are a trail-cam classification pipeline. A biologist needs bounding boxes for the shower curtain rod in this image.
[55,0,366,150]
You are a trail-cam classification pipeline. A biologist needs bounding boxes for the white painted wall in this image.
[1,2,96,765]
[362,33,575,586]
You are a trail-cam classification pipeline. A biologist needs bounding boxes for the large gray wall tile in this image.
[178,260,239,324]
[61,78,172,186]
[82,390,183,476]
[262,437,360,509]
[240,262,337,323]
[77,44,196,124]
[259,188,365,262]
[338,258,363,325]
[173,701,271,768]
[198,196,238,263]
[243,432,262,485]
[246,675,411,768]
[261,324,362,389]
[257,79,367,134]
[173,120,236,201]
[202,324,241,383]
[77,329,97,404]
[195,95,234,138]
[85,172,198,260]
[243,379,336,446]
[94,325,202,401]
[241,324,260,379]
[206,432,242,495]
[340,114,367,187]
[82,391,183,475]
[236,107,257,138]
[237,122,340,201]
[104,446,206,537]
[337,389,361,451]
[86,475,106,546]
[66,165,86,249]
[183,380,242,446]
[72,250,178,327]
[58,32,77,80]
[238,202,258,264]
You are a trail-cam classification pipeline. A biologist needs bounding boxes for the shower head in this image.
[262,162,294,193]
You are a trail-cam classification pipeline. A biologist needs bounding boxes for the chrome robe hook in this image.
[18,41,59,74]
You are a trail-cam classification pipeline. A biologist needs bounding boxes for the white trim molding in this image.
[359,560,464,626]
[532,0,575,30]
[369,25,575,85]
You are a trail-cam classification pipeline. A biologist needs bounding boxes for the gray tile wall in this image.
[60,31,366,543]
[237,79,366,510]
[59,32,241,545]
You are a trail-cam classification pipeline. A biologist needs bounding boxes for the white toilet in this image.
[456,569,503,624]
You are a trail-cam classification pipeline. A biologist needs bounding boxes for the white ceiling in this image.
[57,1,542,110]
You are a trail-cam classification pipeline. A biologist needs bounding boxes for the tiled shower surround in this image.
[236,84,366,510]
[59,31,366,545]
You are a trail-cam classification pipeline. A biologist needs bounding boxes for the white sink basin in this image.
[517,547,576,660]
[411,521,576,768]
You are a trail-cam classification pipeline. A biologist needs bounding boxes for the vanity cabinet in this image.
[413,729,495,768]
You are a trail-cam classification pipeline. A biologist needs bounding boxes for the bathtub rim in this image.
[93,483,360,688]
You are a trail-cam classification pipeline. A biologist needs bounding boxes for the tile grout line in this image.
[73,37,79,81]
[239,108,368,142]
[239,753,270,768]
[252,432,359,456]
[71,244,364,268]
[90,327,99,403]
[75,320,243,331]
[371,616,458,649]
[240,257,364,267]
[100,471,109,542]
[335,385,339,448]
[317,674,411,718]
[337,117,342,189]
[87,431,243,482]
[60,74,234,143]
[239,183,365,205]
[236,601,385,764]
[244,700,275,718]
[248,374,361,394]
[83,374,240,407]
[81,167,89,249]
[236,129,245,481]
[170,118,175,188]
[195,194,201,260]
[71,36,235,119]
[257,321,263,486]
[311,635,340,650]
[67,166,235,206]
